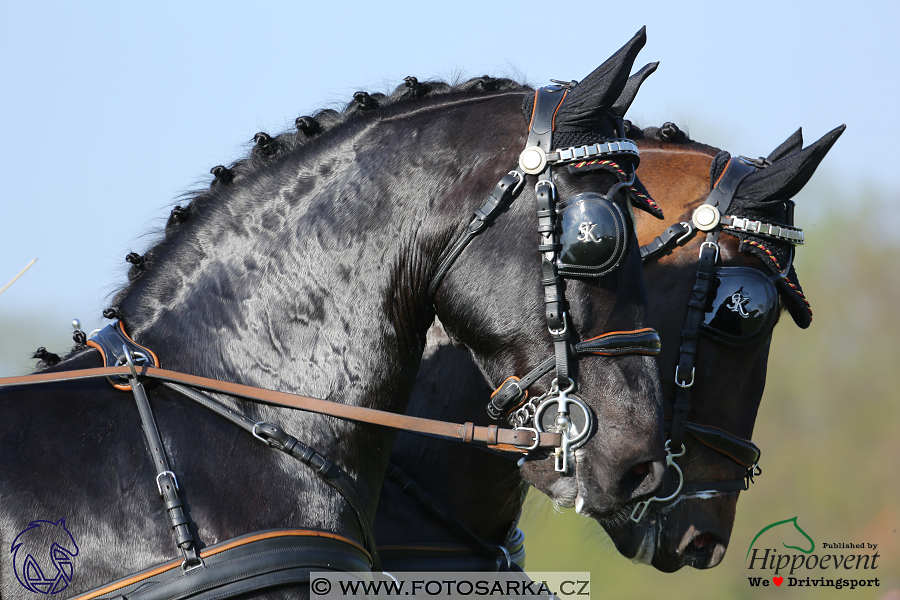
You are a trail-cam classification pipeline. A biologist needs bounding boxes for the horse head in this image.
[432,28,666,518]
[606,124,844,570]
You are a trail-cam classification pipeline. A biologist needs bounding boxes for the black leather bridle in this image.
[429,85,661,473]
[630,155,803,522]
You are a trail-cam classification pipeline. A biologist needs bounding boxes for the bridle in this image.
[629,155,804,522]
[428,84,661,473]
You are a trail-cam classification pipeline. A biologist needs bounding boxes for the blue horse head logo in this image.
[11,519,79,594]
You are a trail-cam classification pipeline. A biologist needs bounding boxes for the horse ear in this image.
[737,125,845,203]
[555,27,647,132]
[766,128,804,163]
[611,62,658,118]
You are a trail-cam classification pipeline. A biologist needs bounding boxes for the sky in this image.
[1,0,897,373]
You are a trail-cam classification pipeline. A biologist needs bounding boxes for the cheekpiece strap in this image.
[527,87,571,385]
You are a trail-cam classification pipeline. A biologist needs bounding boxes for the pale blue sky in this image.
[1,0,897,373]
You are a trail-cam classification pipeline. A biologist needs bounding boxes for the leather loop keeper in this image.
[164,498,184,511]
[487,376,527,420]
[487,425,499,446]
[463,422,475,443]
[170,514,190,527]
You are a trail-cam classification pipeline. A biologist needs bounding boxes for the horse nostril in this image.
[630,462,651,477]
[692,533,715,550]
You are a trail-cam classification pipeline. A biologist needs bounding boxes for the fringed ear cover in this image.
[522,28,664,218]
[715,125,845,328]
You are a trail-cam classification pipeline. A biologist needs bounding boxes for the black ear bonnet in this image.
[520,96,663,220]
[709,150,809,328]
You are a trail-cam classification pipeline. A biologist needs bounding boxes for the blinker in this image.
[557,192,629,277]
[701,267,779,345]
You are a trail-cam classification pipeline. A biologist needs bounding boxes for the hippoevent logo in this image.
[745,516,881,590]
[11,519,79,594]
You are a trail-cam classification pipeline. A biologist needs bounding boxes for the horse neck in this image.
[113,92,527,499]
[376,320,526,549]
[377,140,724,552]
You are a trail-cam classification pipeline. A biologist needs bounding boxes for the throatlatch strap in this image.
[428,171,524,299]
[640,222,695,262]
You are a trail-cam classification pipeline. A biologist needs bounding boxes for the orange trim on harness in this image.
[86,321,161,391]
[70,530,371,600]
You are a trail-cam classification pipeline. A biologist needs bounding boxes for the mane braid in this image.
[107,76,533,321]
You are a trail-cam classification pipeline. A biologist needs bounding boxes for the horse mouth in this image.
[675,529,728,570]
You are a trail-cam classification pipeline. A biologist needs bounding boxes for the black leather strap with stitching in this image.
[428,171,524,299]
[640,222,696,262]
[161,381,381,572]
[486,329,661,419]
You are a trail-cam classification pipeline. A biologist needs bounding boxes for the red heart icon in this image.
[773,577,784,586]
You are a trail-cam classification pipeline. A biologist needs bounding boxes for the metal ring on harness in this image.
[629,440,686,522]
[534,379,594,472]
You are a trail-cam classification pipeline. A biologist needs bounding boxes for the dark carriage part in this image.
[72,530,371,600]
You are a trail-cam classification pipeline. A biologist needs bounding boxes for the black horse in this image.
[1,30,666,598]
[374,123,843,572]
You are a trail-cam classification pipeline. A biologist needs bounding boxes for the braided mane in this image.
[109,76,531,312]
[107,72,707,320]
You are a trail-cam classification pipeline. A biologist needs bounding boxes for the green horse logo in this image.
[746,516,815,560]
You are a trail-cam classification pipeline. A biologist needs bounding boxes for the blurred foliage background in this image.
[521,186,900,598]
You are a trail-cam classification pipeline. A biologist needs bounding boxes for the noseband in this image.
[630,155,803,522]
[429,85,661,472]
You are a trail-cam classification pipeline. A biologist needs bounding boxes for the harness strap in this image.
[528,87,571,386]
[161,382,381,571]
[0,365,562,451]
[127,366,200,568]
[486,328,660,420]
[428,171,524,299]
[639,222,695,262]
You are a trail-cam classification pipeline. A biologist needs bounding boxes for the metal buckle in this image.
[699,240,720,264]
[156,471,180,495]
[512,427,541,451]
[676,222,695,245]
[507,170,526,196]
[182,556,205,572]
[252,422,273,445]
[675,366,695,389]
[548,312,568,336]
[534,179,556,197]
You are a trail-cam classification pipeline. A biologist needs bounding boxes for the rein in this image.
[0,360,563,451]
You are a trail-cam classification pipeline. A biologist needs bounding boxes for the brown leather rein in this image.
[0,364,561,452]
